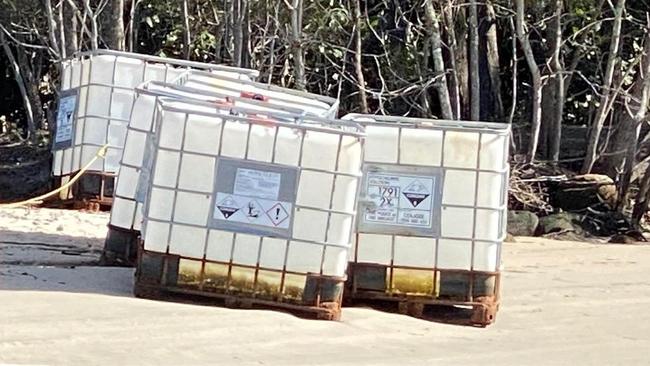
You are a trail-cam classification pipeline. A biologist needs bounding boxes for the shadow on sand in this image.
[1,229,134,298]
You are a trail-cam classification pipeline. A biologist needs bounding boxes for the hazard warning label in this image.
[53,91,78,150]
[213,192,292,229]
[266,202,290,226]
[210,157,299,238]
[364,173,435,228]
[216,196,240,219]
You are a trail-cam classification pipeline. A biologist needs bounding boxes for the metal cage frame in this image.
[104,78,339,264]
[134,97,365,320]
[54,49,258,205]
[342,114,510,326]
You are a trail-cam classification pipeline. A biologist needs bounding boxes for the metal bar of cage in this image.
[64,49,259,79]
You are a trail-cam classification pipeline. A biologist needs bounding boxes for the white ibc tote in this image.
[105,75,341,264]
[52,49,258,202]
[134,98,364,319]
[342,114,509,324]
[110,82,311,236]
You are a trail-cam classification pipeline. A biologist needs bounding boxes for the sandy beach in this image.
[1,207,650,365]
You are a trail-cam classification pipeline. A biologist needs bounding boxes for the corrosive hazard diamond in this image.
[216,196,239,219]
[266,203,289,227]
[403,180,431,208]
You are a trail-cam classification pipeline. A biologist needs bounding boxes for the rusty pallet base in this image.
[72,198,112,212]
[346,291,498,327]
[100,226,140,267]
[47,172,115,210]
[134,282,342,321]
[39,197,110,212]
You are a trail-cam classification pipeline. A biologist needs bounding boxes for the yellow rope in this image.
[0,144,109,208]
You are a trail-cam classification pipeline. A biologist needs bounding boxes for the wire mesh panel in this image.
[342,114,510,324]
[135,98,364,318]
[53,50,258,202]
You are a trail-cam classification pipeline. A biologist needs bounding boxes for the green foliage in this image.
[1,0,650,139]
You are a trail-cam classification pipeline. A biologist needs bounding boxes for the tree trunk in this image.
[224,0,231,61]
[484,1,503,121]
[289,0,306,90]
[265,4,280,82]
[44,0,61,57]
[515,0,542,163]
[82,0,99,50]
[233,0,243,66]
[58,0,67,58]
[582,0,625,173]
[442,2,461,120]
[632,161,650,227]
[540,85,555,159]
[241,0,251,68]
[507,15,518,127]
[0,33,36,142]
[455,10,470,119]
[101,0,125,50]
[548,0,564,163]
[17,49,44,132]
[621,34,650,218]
[63,0,79,56]
[182,0,191,59]
[540,0,562,159]
[419,40,434,118]
[128,0,138,52]
[353,0,368,113]
[468,0,480,121]
[423,0,453,120]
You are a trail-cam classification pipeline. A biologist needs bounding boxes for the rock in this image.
[544,230,591,242]
[608,230,647,244]
[609,234,641,244]
[537,212,583,236]
[597,184,617,207]
[551,174,617,211]
[581,204,634,236]
[568,174,614,185]
[507,211,539,236]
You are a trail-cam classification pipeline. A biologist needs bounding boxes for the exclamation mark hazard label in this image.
[266,203,289,227]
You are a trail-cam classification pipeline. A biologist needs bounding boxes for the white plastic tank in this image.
[139,98,364,303]
[53,50,258,181]
[109,81,315,234]
[342,114,510,297]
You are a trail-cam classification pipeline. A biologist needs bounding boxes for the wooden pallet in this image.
[133,281,342,321]
[345,291,498,327]
[100,226,139,266]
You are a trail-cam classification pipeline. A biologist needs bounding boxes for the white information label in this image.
[364,173,434,228]
[213,192,292,229]
[54,94,77,146]
[234,168,282,200]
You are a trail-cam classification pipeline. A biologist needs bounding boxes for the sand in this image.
[0,207,108,266]
[1,207,650,365]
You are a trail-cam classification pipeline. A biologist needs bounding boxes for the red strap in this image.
[240,91,268,101]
